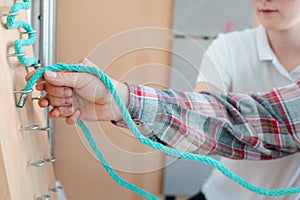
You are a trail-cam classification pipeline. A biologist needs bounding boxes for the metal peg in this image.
[34,195,51,200]
[13,89,33,95]
[17,92,30,108]
[0,12,18,17]
[32,63,42,68]
[37,126,53,131]
[20,125,39,131]
[13,89,33,108]
[44,156,57,163]
[32,96,42,101]
[22,63,42,69]
[27,160,46,168]
[20,125,52,132]
[7,52,26,57]
[49,186,64,193]
[21,30,37,35]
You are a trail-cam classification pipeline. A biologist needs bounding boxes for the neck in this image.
[266,25,300,72]
[267,25,300,50]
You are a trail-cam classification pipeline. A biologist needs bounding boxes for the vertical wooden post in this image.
[0,1,57,199]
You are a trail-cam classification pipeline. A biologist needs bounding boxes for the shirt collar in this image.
[256,25,276,61]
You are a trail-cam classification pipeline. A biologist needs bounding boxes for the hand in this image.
[26,59,129,124]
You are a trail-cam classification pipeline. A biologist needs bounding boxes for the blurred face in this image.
[251,0,300,31]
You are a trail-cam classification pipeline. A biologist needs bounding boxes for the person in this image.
[193,0,300,199]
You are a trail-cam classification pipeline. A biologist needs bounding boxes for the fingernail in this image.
[52,109,59,118]
[74,109,80,120]
[46,71,57,78]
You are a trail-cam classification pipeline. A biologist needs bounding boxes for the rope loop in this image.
[6,0,40,68]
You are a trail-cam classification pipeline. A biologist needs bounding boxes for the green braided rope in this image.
[76,120,158,200]
[6,0,40,68]
[25,64,300,198]
[7,0,300,199]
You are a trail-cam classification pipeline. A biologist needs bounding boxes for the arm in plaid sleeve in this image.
[114,82,300,160]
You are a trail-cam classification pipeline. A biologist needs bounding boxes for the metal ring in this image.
[21,30,37,34]
[34,195,51,200]
[49,186,64,192]
[20,125,52,132]
[7,52,26,57]
[0,12,18,17]
[44,156,57,163]
[27,160,46,168]
[13,89,33,94]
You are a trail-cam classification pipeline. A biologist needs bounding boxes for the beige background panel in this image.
[0,143,11,200]
[0,2,57,200]
[55,0,173,199]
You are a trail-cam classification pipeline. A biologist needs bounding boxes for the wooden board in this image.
[0,1,57,199]
[55,0,173,199]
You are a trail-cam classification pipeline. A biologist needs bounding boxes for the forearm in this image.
[114,82,300,160]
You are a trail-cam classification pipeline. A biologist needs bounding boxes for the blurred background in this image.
[53,1,255,199]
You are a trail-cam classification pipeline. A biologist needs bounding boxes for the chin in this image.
[262,25,280,31]
[263,23,294,32]
[260,22,283,31]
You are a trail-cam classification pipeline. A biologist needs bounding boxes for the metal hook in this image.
[34,195,51,200]
[13,89,33,108]
[21,30,37,35]
[32,96,42,101]
[32,63,42,68]
[38,127,53,131]
[0,12,18,17]
[23,63,42,69]
[7,52,26,57]
[49,186,64,193]
[20,125,52,132]
[13,89,33,94]
[27,160,46,168]
[20,125,39,131]
[44,156,57,163]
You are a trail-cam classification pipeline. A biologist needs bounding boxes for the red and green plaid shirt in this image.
[115,82,300,160]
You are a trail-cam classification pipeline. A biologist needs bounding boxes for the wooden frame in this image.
[0,1,57,199]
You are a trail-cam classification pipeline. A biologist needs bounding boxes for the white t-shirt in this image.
[197,25,300,200]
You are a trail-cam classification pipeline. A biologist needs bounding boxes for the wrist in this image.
[111,81,130,121]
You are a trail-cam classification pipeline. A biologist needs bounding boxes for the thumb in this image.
[44,71,81,88]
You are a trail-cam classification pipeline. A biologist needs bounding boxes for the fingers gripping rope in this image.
[8,0,300,199]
